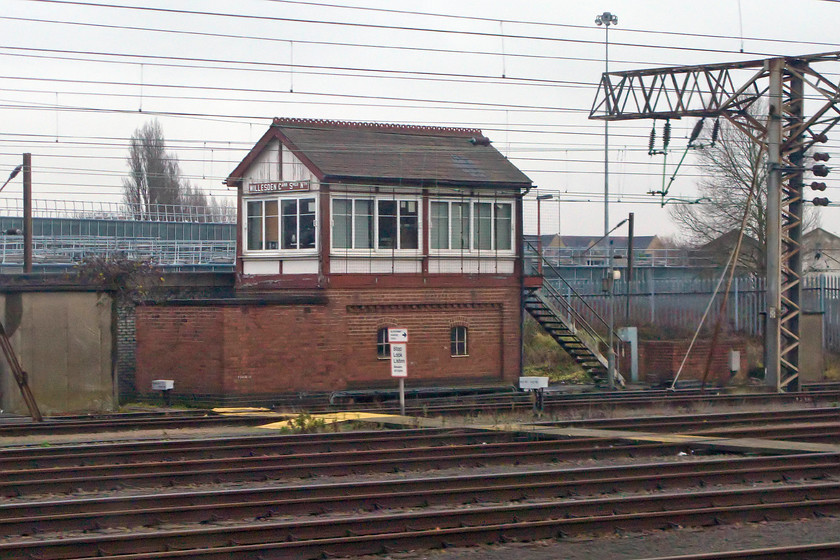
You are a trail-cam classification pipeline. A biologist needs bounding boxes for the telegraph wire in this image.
[27,0,840,58]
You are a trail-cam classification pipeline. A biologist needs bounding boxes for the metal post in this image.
[23,153,32,273]
[537,196,543,275]
[398,378,405,416]
[765,58,783,391]
[607,239,615,389]
[626,212,634,321]
[536,194,553,275]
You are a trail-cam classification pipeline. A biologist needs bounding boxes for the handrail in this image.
[536,278,610,355]
[524,239,618,337]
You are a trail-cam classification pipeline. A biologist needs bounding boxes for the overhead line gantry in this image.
[590,51,840,392]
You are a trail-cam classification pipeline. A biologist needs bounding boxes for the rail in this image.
[524,239,620,344]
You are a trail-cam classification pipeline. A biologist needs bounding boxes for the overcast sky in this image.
[2,0,840,239]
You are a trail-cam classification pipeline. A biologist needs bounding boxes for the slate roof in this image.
[227,118,532,189]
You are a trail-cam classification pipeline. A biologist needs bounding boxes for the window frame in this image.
[243,194,318,255]
[330,195,423,254]
[376,327,391,359]
[450,326,468,357]
[429,198,515,255]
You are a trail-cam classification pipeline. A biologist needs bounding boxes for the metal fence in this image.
[0,235,235,271]
[0,199,236,224]
[546,274,840,352]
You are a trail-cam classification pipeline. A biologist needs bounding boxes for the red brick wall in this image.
[135,285,521,397]
[639,339,746,385]
[135,306,226,394]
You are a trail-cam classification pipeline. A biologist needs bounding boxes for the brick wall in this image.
[135,285,521,398]
[116,301,136,396]
[117,273,235,402]
[639,339,747,385]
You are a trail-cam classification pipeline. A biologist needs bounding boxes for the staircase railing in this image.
[523,239,621,357]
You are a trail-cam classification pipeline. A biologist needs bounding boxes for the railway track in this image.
[3,386,840,437]
[1,452,838,536]
[3,395,839,558]
[642,542,840,560]
[1,436,698,496]
[3,407,836,467]
[3,479,838,559]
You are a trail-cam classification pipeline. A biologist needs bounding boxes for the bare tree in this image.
[670,107,819,273]
[123,120,208,220]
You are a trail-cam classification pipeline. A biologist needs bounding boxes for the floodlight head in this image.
[536,194,554,201]
[596,12,618,26]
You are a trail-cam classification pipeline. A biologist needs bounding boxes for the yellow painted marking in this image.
[256,411,402,430]
[213,409,840,454]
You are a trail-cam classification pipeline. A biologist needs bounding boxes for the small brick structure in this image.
[135,283,522,398]
[639,339,747,385]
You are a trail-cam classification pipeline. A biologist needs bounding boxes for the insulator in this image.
[711,119,720,145]
[689,118,705,145]
[813,164,830,177]
[814,152,830,162]
[813,197,830,206]
[662,120,671,151]
[815,133,829,143]
[811,181,827,191]
[648,125,656,155]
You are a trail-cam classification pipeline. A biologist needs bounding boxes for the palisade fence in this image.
[544,274,840,352]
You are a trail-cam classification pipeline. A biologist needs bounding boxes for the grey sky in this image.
[2,0,839,238]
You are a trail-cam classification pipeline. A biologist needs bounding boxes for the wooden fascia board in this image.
[321,175,531,191]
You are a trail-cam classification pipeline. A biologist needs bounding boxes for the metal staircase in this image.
[524,241,622,387]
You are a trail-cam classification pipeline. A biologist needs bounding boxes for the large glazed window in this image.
[429,199,512,253]
[332,197,420,251]
[244,196,315,252]
[246,200,279,250]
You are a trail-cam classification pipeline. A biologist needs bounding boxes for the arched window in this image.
[450,326,468,356]
[377,327,391,359]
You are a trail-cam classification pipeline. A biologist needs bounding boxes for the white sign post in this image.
[388,329,408,415]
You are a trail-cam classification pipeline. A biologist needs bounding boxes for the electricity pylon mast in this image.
[590,52,840,391]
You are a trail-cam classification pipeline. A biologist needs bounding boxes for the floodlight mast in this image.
[590,51,840,392]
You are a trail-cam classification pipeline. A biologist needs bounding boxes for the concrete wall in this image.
[0,291,114,415]
[800,312,825,382]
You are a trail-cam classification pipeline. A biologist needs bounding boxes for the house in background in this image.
[803,228,840,275]
[135,118,533,399]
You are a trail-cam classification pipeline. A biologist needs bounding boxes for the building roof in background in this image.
[227,118,533,188]
[555,235,661,250]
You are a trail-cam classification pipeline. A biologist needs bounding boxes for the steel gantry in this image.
[590,52,840,391]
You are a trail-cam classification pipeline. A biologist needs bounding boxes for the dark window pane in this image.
[281,199,298,249]
[399,200,418,249]
[299,198,316,249]
[378,200,397,249]
[377,327,391,358]
[450,326,468,356]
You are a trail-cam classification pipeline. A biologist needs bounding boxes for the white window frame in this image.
[243,194,318,255]
[450,325,468,357]
[330,195,423,254]
[429,198,515,255]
